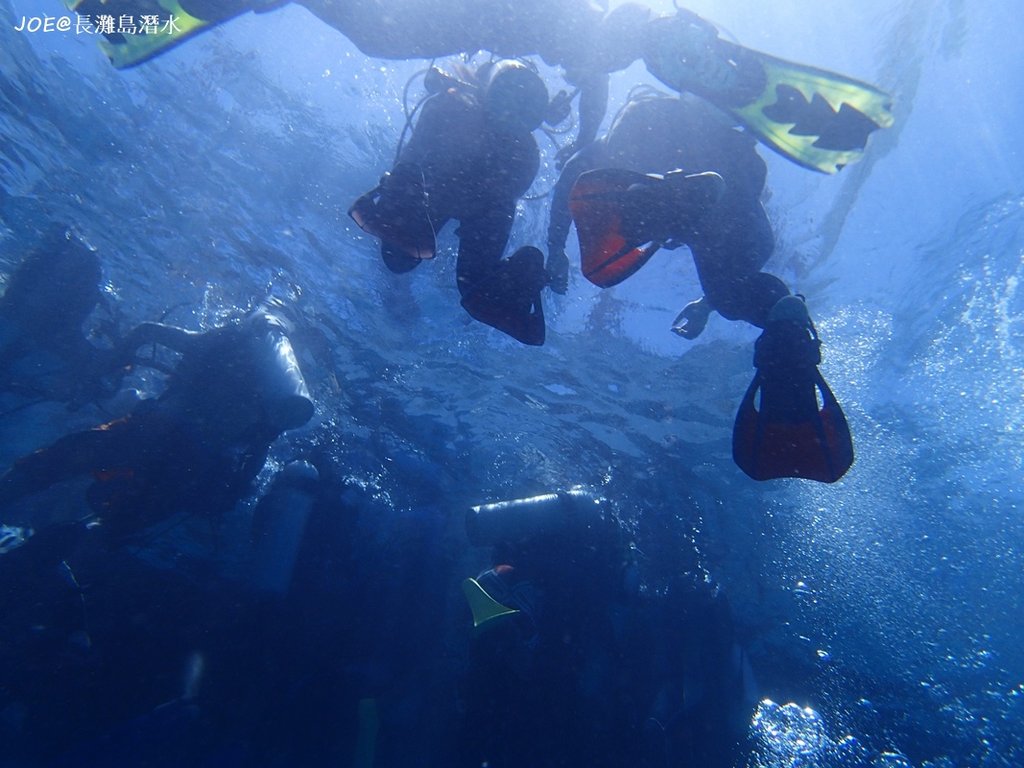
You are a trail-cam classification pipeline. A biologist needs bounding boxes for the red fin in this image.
[349,164,437,261]
[733,371,854,483]
[569,169,659,287]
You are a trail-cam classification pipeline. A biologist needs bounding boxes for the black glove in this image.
[545,249,570,295]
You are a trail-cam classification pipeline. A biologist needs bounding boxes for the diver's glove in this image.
[544,88,576,127]
[545,249,570,295]
[671,296,712,339]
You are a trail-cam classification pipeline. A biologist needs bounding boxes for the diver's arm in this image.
[119,322,203,359]
[555,70,608,169]
[546,140,603,292]
[456,200,517,294]
[548,146,597,254]
[575,71,609,153]
[0,426,122,507]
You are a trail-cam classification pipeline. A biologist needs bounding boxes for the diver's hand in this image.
[545,250,569,295]
[544,89,574,127]
[671,297,711,339]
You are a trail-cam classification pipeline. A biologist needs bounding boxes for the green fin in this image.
[643,14,894,174]
[461,577,519,628]
[730,47,894,174]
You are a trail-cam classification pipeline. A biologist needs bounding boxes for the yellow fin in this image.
[461,577,519,628]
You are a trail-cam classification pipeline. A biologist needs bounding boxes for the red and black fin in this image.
[733,369,854,483]
[349,163,436,262]
[568,169,661,288]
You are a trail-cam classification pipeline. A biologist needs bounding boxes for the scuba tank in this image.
[423,60,548,133]
[245,311,314,433]
[465,488,607,547]
[423,65,475,96]
[248,460,320,596]
[478,59,549,132]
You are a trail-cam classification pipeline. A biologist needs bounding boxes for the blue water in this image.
[1,0,1022,766]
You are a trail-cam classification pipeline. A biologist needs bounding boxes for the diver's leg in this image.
[0,420,131,507]
[72,0,266,25]
[457,205,546,345]
[179,0,273,23]
[351,164,437,267]
[293,0,479,59]
[691,200,785,329]
[455,203,513,299]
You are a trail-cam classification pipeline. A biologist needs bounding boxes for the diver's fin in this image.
[461,577,519,628]
[729,45,895,174]
[349,163,437,262]
[569,168,662,288]
[732,303,854,482]
[569,168,722,287]
[459,247,546,346]
[643,14,894,174]
[64,0,224,69]
[733,369,853,482]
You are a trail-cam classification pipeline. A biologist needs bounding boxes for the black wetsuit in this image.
[295,0,609,149]
[404,90,536,277]
[293,0,597,61]
[549,93,790,329]
[0,235,119,406]
[0,312,313,536]
[358,84,547,344]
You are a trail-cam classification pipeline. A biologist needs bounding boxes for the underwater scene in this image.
[0,0,1021,766]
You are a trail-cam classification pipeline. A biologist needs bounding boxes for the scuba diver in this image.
[550,92,854,483]
[548,91,777,329]
[0,306,314,540]
[0,228,124,408]
[71,1,891,174]
[70,0,647,161]
[459,489,758,768]
[349,58,551,345]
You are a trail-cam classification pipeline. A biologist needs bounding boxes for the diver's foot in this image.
[506,245,547,297]
[544,249,569,295]
[671,296,712,339]
[460,247,546,345]
[754,295,822,371]
[350,162,436,262]
[381,242,420,273]
[663,170,725,236]
[623,171,725,245]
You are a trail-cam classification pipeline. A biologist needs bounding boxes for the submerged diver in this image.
[349,59,551,345]
[549,91,779,333]
[0,228,123,408]
[0,306,314,538]
[70,0,649,160]
[550,92,854,482]
[459,489,757,768]
[72,1,892,174]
